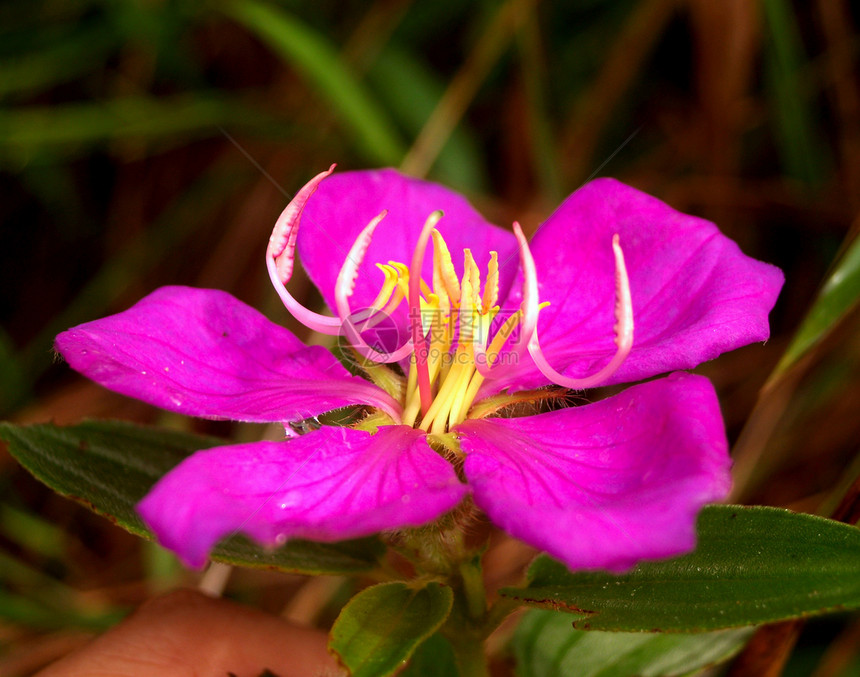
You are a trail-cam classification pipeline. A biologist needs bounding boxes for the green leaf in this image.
[514,609,752,677]
[501,505,860,632]
[227,0,405,166]
[0,420,385,575]
[775,235,860,375]
[329,581,454,677]
[399,633,459,677]
[213,533,384,575]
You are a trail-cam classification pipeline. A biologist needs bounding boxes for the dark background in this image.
[1,1,858,673]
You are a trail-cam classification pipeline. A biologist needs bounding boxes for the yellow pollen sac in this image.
[482,252,499,312]
[369,263,399,311]
[361,226,530,432]
[431,230,461,305]
[461,249,481,306]
[398,230,522,432]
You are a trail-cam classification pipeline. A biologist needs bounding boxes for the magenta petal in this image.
[297,169,519,320]
[458,373,731,572]
[55,286,398,423]
[492,179,783,393]
[138,426,467,567]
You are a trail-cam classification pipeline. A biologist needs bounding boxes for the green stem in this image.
[459,558,486,621]
[440,561,490,676]
[448,632,489,677]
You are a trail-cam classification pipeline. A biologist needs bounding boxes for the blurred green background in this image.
[1,0,859,674]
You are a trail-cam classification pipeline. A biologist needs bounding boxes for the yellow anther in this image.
[369,263,399,311]
[458,275,477,345]
[461,249,481,308]
[388,260,433,300]
[482,252,499,312]
[387,262,411,302]
[431,230,461,304]
[432,258,451,316]
[420,293,440,331]
[385,229,531,432]
[389,261,409,278]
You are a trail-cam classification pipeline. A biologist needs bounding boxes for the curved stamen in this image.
[369,264,399,312]
[335,212,415,363]
[266,165,342,335]
[410,212,444,416]
[472,221,539,378]
[266,257,341,334]
[527,234,634,389]
[482,251,499,312]
[431,230,461,304]
[513,221,541,352]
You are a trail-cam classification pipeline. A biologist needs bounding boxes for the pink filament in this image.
[267,165,335,281]
[409,215,442,416]
[527,234,634,390]
[266,165,342,335]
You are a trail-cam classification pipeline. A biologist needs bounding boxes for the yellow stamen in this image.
[368,227,538,432]
[446,347,478,431]
[378,285,406,318]
[369,263,399,311]
[402,356,421,426]
[482,252,499,312]
[454,302,550,422]
[389,261,410,278]
[453,309,522,422]
[419,349,472,432]
[461,249,481,307]
[436,361,474,433]
[431,230,461,304]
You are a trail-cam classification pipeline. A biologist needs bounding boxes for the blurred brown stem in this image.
[816,0,860,213]
[400,0,538,179]
[560,0,676,183]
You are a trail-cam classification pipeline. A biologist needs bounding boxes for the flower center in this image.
[339,213,527,432]
[400,228,522,431]
[266,168,635,432]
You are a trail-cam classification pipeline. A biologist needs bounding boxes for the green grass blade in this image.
[775,235,860,375]
[226,0,405,165]
[0,95,274,164]
[0,23,116,97]
[762,0,829,185]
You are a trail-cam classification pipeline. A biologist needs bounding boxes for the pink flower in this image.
[55,168,783,571]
